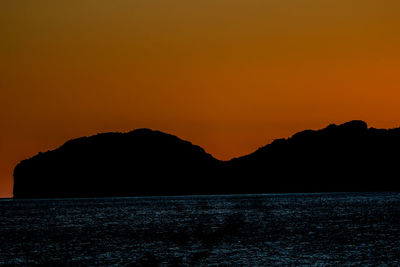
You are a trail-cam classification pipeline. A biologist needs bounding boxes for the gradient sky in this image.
[1,0,400,197]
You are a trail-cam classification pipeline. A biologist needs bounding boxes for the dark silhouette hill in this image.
[227,120,400,193]
[13,129,222,198]
[13,121,400,198]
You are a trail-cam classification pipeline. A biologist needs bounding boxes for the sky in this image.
[1,0,400,197]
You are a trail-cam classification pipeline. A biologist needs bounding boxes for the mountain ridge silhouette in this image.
[13,120,400,198]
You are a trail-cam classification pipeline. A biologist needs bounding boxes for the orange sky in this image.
[1,0,400,197]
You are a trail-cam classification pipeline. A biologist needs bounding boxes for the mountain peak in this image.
[338,120,368,130]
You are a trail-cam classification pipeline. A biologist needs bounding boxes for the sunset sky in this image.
[1,0,400,197]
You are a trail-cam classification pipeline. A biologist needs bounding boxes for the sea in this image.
[0,192,399,266]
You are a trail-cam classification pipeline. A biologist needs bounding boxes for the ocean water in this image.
[0,192,399,266]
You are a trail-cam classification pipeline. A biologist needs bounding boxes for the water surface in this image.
[1,192,399,265]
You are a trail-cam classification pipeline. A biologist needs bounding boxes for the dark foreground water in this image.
[0,192,399,266]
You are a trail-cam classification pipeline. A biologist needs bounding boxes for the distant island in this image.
[13,120,400,198]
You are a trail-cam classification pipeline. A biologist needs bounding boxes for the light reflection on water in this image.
[0,192,399,265]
